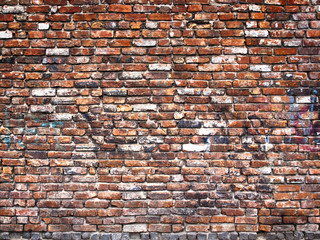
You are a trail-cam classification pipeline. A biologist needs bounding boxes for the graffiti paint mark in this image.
[2,107,63,150]
[288,89,320,151]
[3,107,11,149]
[205,137,211,152]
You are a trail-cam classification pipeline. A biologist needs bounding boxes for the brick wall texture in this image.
[0,0,320,239]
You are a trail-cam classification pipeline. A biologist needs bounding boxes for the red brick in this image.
[15,176,38,183]
[148,14,171,21]
[275,48,297,55]
[221,39,245,46]
[0,209,15,216]
[27,6,50,13]
[28,31,45,39]
[98,192,121,200]
[59,6,82,13]
[288,0,309,4]
[73,14,97,21]
[108,5,132,12]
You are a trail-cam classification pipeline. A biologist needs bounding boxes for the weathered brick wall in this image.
[0,0,320,239]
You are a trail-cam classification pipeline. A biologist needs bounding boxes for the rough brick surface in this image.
[0,0,320,238]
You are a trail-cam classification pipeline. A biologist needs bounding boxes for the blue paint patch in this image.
[289,95,295,104]
[287,89,294,95]
[3,136,11,145]
[24,129,37,135]
[312,89,318,95]
[41,121,63,127]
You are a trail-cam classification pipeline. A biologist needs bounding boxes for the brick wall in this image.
[0,0,320,239]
